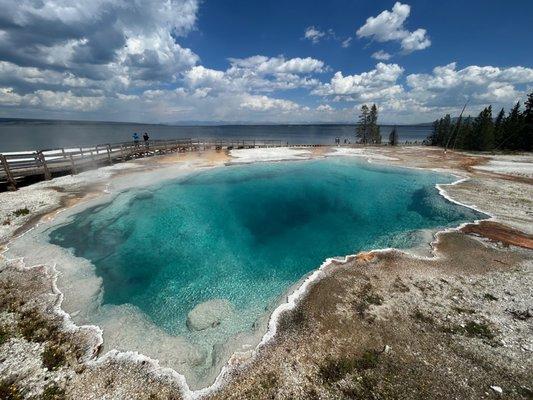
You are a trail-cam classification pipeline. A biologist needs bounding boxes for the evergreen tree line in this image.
[428,92,533,151]
[356,104,382,144]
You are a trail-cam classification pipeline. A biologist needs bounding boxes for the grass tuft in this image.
[18,309,59,343]
[412,310,433,324]
[259,372,278,391]
[319,350,380,384]
[42,343,67,371]
[452,306,476,315]
[443,321,494,340]
[0,380,24,400]
[364,293,384,306]
[463,321,494,339]
[0,325,10,345]
[13,208,30,217]
[483,293,498,301]
[277,307,307,333]
[41,384,65,400]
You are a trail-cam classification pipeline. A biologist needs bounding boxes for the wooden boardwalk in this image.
[0,138,285,191]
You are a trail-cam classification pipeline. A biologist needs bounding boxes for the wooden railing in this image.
[0,138,284,190]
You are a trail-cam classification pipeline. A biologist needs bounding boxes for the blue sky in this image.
[0,0,532,123]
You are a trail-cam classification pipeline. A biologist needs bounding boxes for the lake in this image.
[0,120,431,152]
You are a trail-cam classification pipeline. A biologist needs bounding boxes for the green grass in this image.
[13,208,30,217]
[319,350,380,384]
[364,293,384,306]
[483,293,498,301]
[42,343,66,371]
[17,309,60,343]
[0,326,9,345]
[412,310,433,324]
[452,306,476,315]
[259,372,278,391]
[0,380,23,400]
[41,384,65,400]
[464,321,493,339]
[443,321,494,340]
[277,307,307,333]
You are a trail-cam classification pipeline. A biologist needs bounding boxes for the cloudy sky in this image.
[0,0,532,124]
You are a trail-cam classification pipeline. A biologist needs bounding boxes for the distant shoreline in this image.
[0,117,433,127]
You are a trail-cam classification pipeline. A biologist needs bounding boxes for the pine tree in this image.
[369,104,382,144]
[428,119,439,145]
[472,106,494,151]
[430,93,532,152]
[356,104,370,144]
[521,92,533,151]
[501,102,525,150]
[455,117,473,149]
[493,108,505,148]
[437,114,452,147]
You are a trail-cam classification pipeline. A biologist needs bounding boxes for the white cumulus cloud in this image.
[304,26,326,44]
[317,104,334,112]
[313,63,404,98]
[240,94,301,112]
[356,2,431,53]
[371,50,392,61]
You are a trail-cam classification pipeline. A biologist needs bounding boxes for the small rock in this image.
[490,385,503,394]
[383,345,392,353]
[186,299,234,331]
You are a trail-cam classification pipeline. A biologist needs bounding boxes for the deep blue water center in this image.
[49,158,484,343]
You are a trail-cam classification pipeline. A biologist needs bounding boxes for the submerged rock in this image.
[186,299,234,331]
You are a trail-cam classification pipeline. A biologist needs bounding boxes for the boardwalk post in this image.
[37,151,51,180]
[106,144,112,165]
[69,155,78,175]
[0,154,17,190]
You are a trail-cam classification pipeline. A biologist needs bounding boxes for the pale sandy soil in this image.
[0,146,532,399]
[228,147,312,163]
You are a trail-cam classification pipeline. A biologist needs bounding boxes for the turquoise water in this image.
[49,158,484,352]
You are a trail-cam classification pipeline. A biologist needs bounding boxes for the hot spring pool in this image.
[47,157,485,388]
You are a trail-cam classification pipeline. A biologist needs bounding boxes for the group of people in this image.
[132,132,150,147]
[334,137,351,145]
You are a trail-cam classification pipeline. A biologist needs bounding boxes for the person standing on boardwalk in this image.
[143,132,150,149]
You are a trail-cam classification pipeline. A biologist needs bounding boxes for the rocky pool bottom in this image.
[39,158,487,389]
